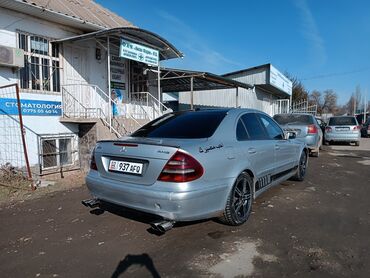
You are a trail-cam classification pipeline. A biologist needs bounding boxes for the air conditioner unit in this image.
[0,45,24,68]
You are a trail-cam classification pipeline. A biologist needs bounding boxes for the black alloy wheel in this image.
[221,172,253,226]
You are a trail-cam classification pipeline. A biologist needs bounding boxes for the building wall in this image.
[0,7,80,85]
[178,86,280,115]
[0,7,82,171]
[225,67,268,86]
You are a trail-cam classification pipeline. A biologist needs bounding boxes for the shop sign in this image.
[119,38,159,66]
[110,55,127,83]
[0,98,62,116]
[269,65,292,95]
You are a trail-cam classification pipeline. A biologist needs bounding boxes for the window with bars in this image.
[18,32,61,92]
[40,136,74,169]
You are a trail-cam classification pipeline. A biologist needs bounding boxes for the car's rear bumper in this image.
[85,171,232,221]
[325,132,360,142]
[296,135,320,150]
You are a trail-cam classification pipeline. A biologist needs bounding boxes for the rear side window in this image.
[131,110,227,139]
[259,114,284,140]
[329,117,357,126]
[236,119,249,141]
[240,113,268,140]
[273,114,314,125]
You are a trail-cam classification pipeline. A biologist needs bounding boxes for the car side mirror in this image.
[285,131,296,140]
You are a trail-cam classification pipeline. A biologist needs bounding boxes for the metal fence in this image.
[0,83,33,188]
[291,99,317,115]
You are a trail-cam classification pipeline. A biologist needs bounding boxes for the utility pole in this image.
[354,95,356,116]
[364,90,367,124]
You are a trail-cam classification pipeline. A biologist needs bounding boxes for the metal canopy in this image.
[255,84,291,98]
[159,68,253,92]
[53,27,183,60]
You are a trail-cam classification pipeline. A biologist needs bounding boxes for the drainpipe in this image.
[107,36,111,131]
[157,62,161,116]
[190,76,194,110]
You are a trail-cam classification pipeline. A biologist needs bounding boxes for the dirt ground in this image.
[0,139,370,278]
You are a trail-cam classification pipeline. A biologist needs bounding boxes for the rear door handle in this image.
[248,147,257,154]
[275,145,280,150]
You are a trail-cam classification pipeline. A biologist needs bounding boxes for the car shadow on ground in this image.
[111,253,161,278]
[89,201,210,236]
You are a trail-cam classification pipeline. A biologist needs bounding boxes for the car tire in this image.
[291,150,308,181]
[220,172,253,226]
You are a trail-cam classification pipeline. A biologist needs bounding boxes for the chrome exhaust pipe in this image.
[81,198,100,208]
[150,220,175,233]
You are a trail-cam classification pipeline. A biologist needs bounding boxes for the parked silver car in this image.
[361,117,370,138]
[84,109,308,231]
[325,116,361,146]
[273,113,323,157]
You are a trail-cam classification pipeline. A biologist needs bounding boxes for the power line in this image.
[302,67,370,81]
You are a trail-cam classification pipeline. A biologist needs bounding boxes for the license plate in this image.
[108,160,143,175]
[336,127,349,131]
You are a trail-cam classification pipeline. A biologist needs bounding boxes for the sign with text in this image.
[110,55,127,84]
[0,98,62,116]
[119,39,159,66]
[269,65,292,95]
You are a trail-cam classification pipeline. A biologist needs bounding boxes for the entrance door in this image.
[64,45,87,85]
[63,45,92,116]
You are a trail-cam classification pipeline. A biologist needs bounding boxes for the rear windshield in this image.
[329,117,357,126]
[131,110,227,139]
[273,114,314,125]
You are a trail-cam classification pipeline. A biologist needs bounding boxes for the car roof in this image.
[329,115,355,118]
[274,113,314,117]
[183,108,265,114]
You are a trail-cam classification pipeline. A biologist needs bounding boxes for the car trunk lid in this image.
[94,138,180,186]
[330,125,357,134]
[281,124,309,138]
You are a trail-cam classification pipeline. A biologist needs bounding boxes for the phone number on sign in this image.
[22,108,60,114]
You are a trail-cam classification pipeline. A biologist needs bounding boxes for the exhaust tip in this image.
[150,220,175,233]
[81,198,100,208]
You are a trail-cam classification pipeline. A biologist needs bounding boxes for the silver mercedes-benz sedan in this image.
[85,109,308,231]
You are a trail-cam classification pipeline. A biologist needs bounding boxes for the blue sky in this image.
[97,0,370,104]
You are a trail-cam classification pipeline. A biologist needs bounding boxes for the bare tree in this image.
[308,89,338,115]
[309,90,322,113]
[345,95,356,115]
[285,72,308,102]
[322,90,338,114]
[354,85,362,113]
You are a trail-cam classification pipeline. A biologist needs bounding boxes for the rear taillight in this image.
[325,126,332,133]
[307,124,318,134]
[158,151,204,182]
[353,126,361,131]
[90,153,97,170]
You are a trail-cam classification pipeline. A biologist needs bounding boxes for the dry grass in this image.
[0,165,85,205]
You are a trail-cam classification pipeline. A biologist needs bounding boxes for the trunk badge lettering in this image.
[120,147,127,152]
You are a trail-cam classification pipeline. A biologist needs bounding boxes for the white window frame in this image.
[17,31,61,93]
[39,134,78,170]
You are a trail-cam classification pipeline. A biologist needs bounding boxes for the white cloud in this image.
[294,0,327,64]
[157,10,243,72]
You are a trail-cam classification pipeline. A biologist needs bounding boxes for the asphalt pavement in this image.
[1,138,370,277]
